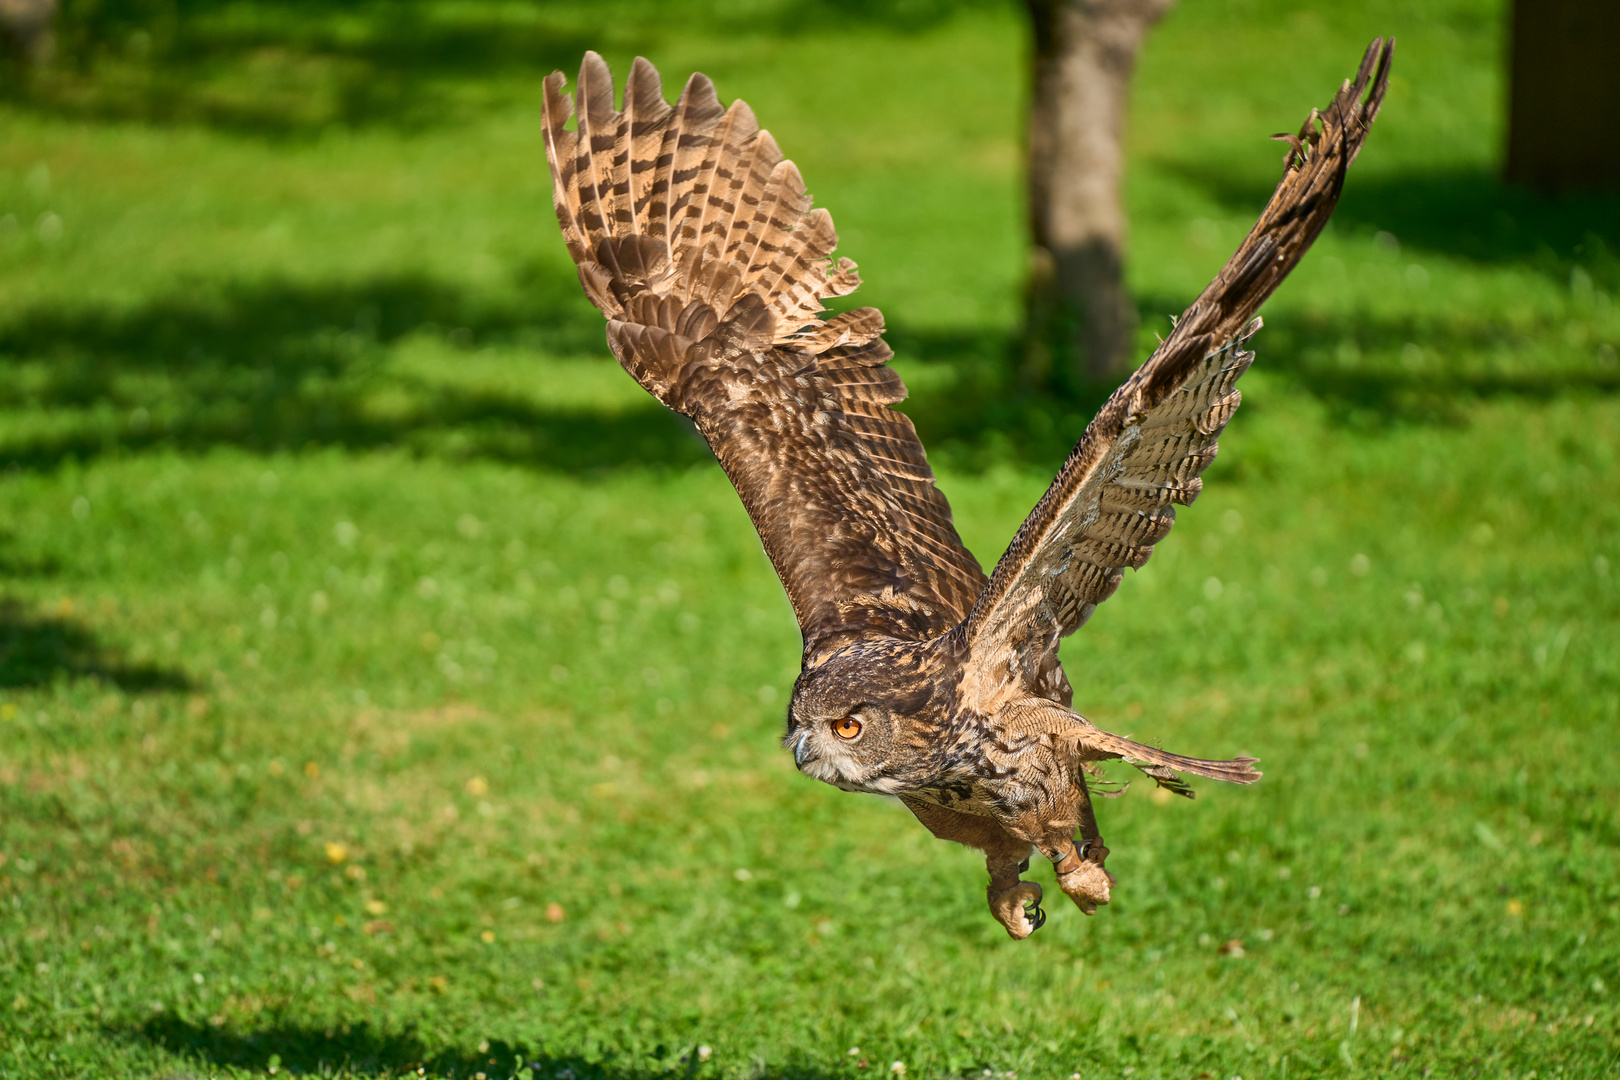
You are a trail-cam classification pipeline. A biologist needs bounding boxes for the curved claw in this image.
[987,880,1045,940]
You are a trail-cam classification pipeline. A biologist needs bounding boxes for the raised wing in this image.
[542,53,988,662]
[959,38,1394,706]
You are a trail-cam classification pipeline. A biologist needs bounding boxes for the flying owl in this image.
[541,39,1392,937]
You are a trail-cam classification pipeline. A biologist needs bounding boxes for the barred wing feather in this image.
[959,38,1394,707]
[542,53,988,661]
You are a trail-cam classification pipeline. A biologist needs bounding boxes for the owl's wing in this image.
[957,38,1393,708]
[543,54,988,663]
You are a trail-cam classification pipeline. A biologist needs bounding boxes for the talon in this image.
[987,880,1045,940]
[1093,844,1117,890]
[1085,839,1114,881]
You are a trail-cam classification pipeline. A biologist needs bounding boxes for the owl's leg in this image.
[1038,773,1115,915]
[900,796,1044,940]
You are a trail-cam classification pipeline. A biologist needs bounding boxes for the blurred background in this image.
[0,1,1615,1077]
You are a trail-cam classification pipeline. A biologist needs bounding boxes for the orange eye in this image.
[832,717,863,741]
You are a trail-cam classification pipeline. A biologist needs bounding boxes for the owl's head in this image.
[782,647,937,795]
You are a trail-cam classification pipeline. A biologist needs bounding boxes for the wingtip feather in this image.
[677,71,722,118]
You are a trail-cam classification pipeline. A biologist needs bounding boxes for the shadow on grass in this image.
[126,1015,841,1079]
[0,264,1614,479]
[1169,162,1620,286]
[1248,305,1620,427]
[0,269,711,475]
[0,528,61,578]
[2,16,605,135]
[895,307,1619,472]
[2,0,985,136]
[0,598,191,690]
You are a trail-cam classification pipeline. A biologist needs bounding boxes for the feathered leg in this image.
[900,796,1045,939]
[989,706,1119,917]
[1040,772,1115,915]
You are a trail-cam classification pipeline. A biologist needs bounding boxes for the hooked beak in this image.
[792,731,813,770]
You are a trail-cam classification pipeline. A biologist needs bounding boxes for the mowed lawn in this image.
[1,0,1617,1077]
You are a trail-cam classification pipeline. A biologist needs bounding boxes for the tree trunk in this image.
[1022,0,1172,389]
[0,0,56,65]
[1505,0,1620,191]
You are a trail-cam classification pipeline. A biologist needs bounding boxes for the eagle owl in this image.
[541,40,1392,937]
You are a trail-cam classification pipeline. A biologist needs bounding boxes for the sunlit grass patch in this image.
[1,0,1618,1077]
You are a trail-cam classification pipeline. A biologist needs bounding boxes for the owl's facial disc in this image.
[784,704,904,794]
[785,647,936,794]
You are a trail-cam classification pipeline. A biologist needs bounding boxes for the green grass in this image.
[1,0,1618,1076]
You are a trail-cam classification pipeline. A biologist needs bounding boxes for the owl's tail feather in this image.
[1086,728,1261,784]
[1081,723,1261,798]
[1003,698,1262,797]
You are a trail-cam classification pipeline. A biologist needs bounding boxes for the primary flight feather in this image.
[542,39,1393,937]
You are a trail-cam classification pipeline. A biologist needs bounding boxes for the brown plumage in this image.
[542,39,1393,937]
